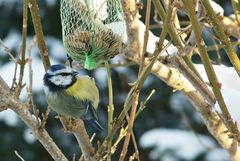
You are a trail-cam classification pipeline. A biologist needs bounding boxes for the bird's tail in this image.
[85,119,104,132]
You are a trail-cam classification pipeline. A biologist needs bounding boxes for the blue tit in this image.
[43,64,103,132]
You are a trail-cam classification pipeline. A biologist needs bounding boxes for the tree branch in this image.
[0,75,68,161]
[17,0,28,96]
[125,53,240,160]
[184,0,239,139]
[60,117,97,161]
[28,0,50,70]
[120,0,142,161]
[201,0,240,76]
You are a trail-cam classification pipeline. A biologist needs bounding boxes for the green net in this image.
[60,0,125,70]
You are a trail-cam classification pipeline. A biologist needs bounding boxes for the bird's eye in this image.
[59,73,70,76]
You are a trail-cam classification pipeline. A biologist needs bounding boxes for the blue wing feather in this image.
[81,100,103,132]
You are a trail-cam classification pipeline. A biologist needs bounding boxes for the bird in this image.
[43,64,103,132]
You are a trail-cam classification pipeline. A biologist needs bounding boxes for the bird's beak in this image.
[73,71,79,76]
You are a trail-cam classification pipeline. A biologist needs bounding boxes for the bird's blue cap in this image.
[48,64,66,72]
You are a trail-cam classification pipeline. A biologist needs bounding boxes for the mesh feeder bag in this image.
[61,0,125,70]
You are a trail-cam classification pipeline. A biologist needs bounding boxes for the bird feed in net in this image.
[61,0,125,70]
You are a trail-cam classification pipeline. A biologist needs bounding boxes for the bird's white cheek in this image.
[49,75,73,86]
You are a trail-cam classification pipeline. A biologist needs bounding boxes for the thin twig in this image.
[206,41,240,52]
[136,89,155,117]
[231,0,240,26]
[0,39,19,91]
[120,1,152,160]
[166,54,216,105]
[125,48,240,160]
[41,107,50,129]
[27,38,40,126]
[119,0,144,160]
[14,150,25,161]
[0,39,17,62]
[152,0,202,80]
[184,0,240,140]
[101,89,155,160]
[157,0,174,51]
[17,0,28,96]
[201,0,240,76]
[28,0,50,70]
[0,39,19,90]
[153,0,216,108]
[120,93,139,161]
[97,38,174,157]
[101,127,127,160]
[129,127,139,161]
[105,61,114,161]
[11,63,18,90]
[139,0,151,72]
[73,153,76,161]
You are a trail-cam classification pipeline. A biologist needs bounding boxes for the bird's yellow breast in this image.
[65,76,99,108]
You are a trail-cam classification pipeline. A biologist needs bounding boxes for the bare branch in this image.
[201,0,240,76]
[126,50,240,161]
[0,75,68,161]
[16,0,28,96]
[184,0,240,140]
[119,0,142,161]
[28,0,50,70]
[14,150,25,161]
[60,117,97,161]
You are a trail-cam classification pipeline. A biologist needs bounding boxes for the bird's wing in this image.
[80,100,97,120]
[81,100,103,132]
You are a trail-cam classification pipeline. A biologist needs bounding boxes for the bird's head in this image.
[43,64,78,92]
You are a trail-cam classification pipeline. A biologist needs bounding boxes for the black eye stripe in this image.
[57,73,72,76]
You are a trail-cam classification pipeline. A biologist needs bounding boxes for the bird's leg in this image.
[67,54,73,68]
[85,69,93,77]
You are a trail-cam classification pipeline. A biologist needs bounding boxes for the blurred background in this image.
[0,0,237,160]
